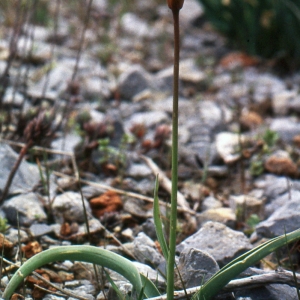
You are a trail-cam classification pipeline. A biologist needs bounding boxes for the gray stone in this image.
[197,207,236,229]
[235,284,298,300]
[215,132,244,164]
[177,221,253,267]
[180,0,204,26]
[125,111,168,131]
[82,76,110,99]
[272,90,297,116]
[262,175,292,200]
[229,195,264,220]
[121,13,156,38]
[3,88,24,106]
[42,296,65,300]
[270,117,300,143]
[123,198,152,219]
[152,67,183,93]
[51,133,81,155]
[64,279,95,299]
[256,199,300,238]
[141,218,157,241]
[5,228,28,244]
[132,261,165,288]
[118,65,151,100]
[174,247,219,289]
[265,190,300,217]
[126,163,152,178]
[2,192,47,226]
[0,143,40,197]
[133,232,164,268]
[201,196,222,211]
[29,223,53,237]
[51,191,92,223]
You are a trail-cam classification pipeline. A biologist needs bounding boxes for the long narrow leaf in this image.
[153,175,169,261]
[192,228,300,300]
[2,245,160,300]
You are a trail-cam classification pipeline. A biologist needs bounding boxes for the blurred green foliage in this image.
[197,0,300,68]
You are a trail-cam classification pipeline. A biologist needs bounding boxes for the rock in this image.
[177,221,253,267]
[82,76,110,99]
[256,199,300,238]
[64,279,95,300]
[0,143,40,197]
[118,65,151,100]
[51,191,92,223]
[3,87,24,107]
[196,207,236,229]
[5,228,28,244]
[123,198,152,219]
[265,190,300,217]
[125,111,168,131]
[181,181,210,202]
[132,261,165,289]
[92,0,107,11]
[141,218,157,241]
[2,192,47,226]
[239,111,263,130]
[0,233,13,251]
[261,175,293,200]
[272,90,296,116]
[27,60,73,100]
[179,59,206,84]
[174,247,219,289]
[152,67,183,93]
[270,117,300,143]
[264,153,298,177]
[229,195,264,220]
[215,132,244,164]
[51,133,81,155]
[29,223,53,237]
[180,0,204,26]
[43,295,65,300]
[121,13,156,38]
[126,163,152,178]
[133,232,164,268]
[201,196,222,211]
[235,284,298,300]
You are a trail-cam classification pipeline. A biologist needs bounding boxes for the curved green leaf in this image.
[3,245,160,299]
[192,228,300,300]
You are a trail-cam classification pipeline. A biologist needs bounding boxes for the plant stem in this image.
[167,8,180,300]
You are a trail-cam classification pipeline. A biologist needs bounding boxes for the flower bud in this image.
[167,0,184,11]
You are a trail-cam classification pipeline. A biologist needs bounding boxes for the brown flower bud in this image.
[167,0,184,11]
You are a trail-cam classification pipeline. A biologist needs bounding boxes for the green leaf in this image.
[153,175,169,261]
[2,245,160,300]
[192,228,300,300]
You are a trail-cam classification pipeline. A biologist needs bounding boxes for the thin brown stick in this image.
[140,155,194,215]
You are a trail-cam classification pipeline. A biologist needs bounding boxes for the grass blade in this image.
[153,175,169,261]
[192,228,300,300]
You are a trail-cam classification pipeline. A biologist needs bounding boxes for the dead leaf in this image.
[90,190,123,218]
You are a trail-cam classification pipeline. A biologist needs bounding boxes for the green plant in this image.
[0,217,8,233]
[3,1,300,299]
[250,128,279,176]
[197,0,300,68]
[98,134,134,168]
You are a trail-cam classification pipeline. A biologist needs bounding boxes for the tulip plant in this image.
[2,1,300,299]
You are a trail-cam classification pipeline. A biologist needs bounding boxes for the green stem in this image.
[167,9,180,300]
